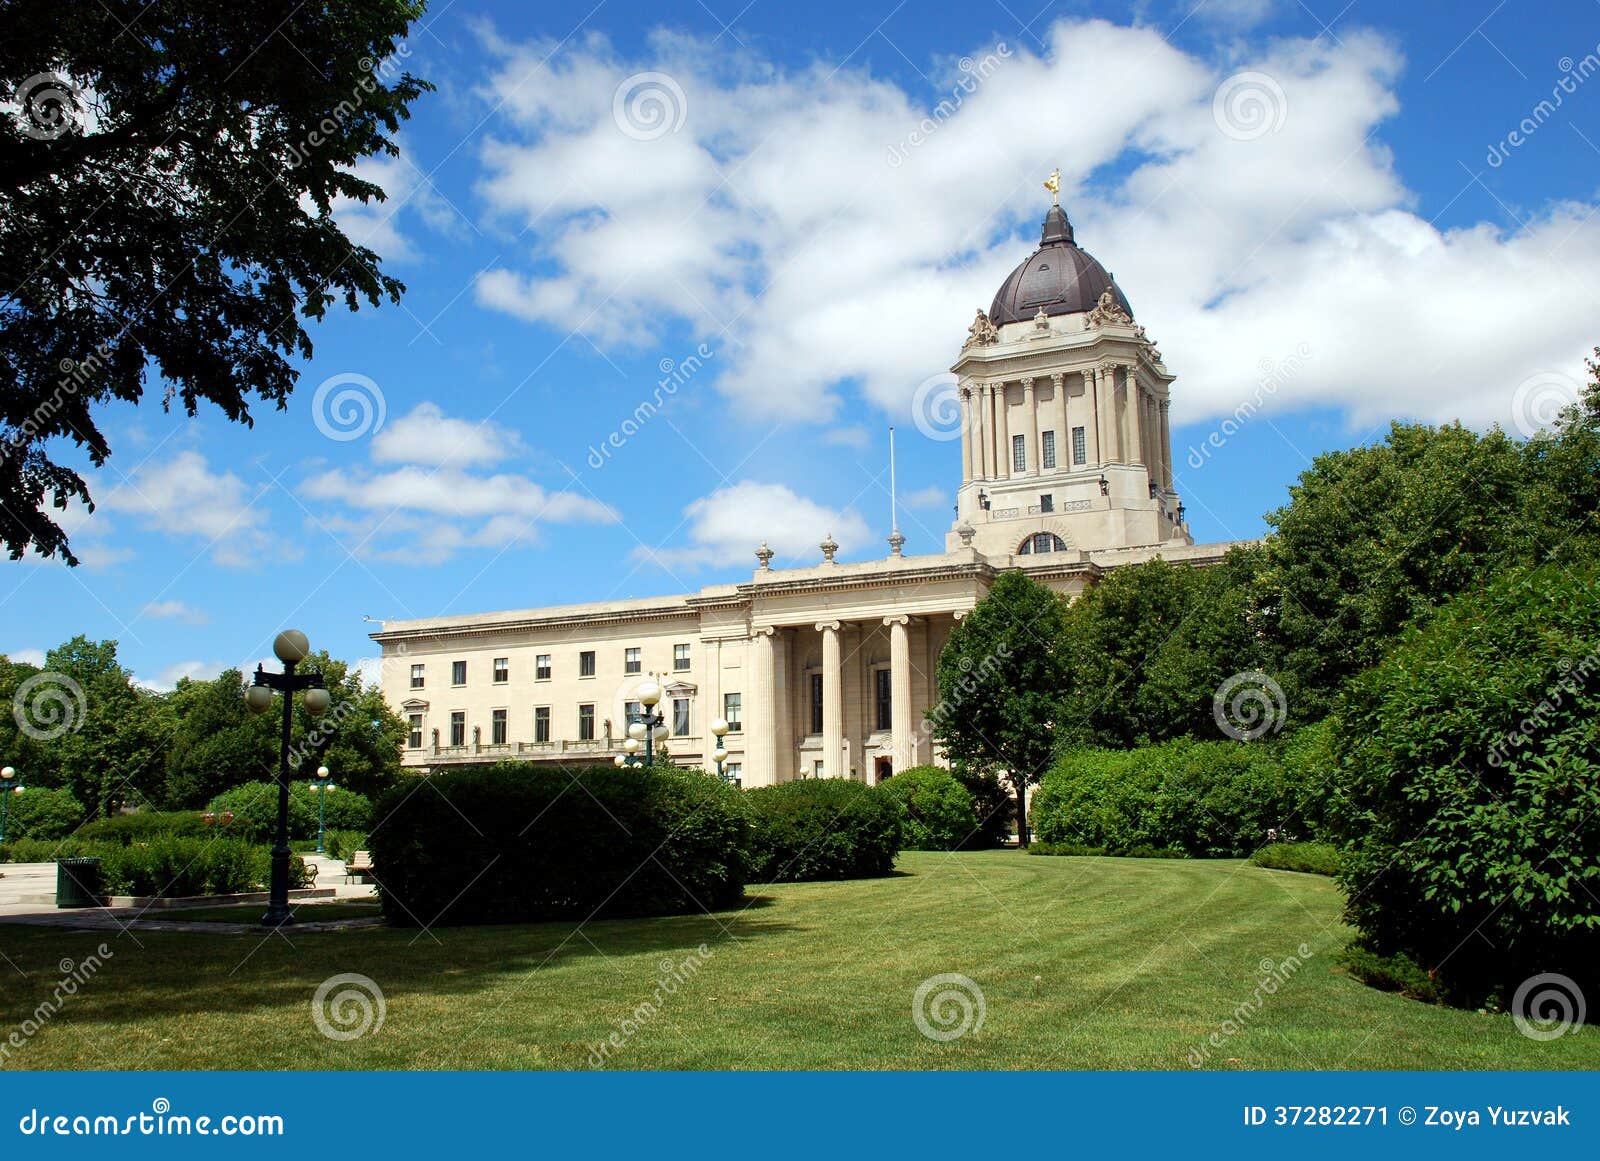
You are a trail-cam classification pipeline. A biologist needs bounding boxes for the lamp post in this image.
[314,765,333,854]
[244,629,331,927]
[625,676,671,767]
[710,716,731,781]
[0,766,24,843]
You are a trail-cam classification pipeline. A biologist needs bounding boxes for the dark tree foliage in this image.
[0,1,431,561]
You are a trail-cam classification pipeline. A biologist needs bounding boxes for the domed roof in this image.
[988,204,1132,326]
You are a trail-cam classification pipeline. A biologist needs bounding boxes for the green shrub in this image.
[96,836,274,897]
[2,787,84,840]
[206,782,372,841]
[75,811,211,844]
[1329,561,1600,1007]
[1250,841,1340,876]
[0,837,99,862]
[324,829,366,860]
[1031,738,1317,858]
[1028,841,1185,858]
[1338,945,1440,1005]
[879,766,977,851]
[744,778,901,882]
[369,763,747,927]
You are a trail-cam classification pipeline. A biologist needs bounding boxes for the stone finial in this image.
[887,529,906,556]
[956,522,975,547]
[820,532,839,563]
[755,540,774,570]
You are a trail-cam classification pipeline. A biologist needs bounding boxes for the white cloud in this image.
[823,426,871,450]
[371,402,525,468]
[634,480,871,571]
[100,450,272,567]
[901,485,946,509]
[467,20,1599,439]
[5,648,46,667]
[329,145,460,263]
[140,599,210,624]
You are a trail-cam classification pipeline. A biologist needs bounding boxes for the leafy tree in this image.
[0,653,50,782]
[162,668,276,807]
[3,785,84,840]
[879,765,978,851]
[931,569,1069,846]
[0,0,431,562]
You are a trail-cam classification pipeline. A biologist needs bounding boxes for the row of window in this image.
[408,693,746,749]
[1009,426,1089,472]
[409,643,694,689]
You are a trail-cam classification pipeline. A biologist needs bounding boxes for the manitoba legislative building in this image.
[371,194,1242,785]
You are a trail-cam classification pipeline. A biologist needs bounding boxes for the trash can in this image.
[55,857,102,909]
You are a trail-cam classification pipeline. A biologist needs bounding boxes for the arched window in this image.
[1018,532,1067,555]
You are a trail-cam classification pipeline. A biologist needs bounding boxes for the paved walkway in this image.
[0,853,379,932]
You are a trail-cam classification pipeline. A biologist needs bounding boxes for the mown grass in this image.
[0,851,1593,1070]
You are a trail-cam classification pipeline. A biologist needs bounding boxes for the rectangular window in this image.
[726,762,742,787]
[491,708,507,745]
[451,660,467,686]
[624,646,641,674]
[492,657,509,684]
[1012,433,1026,472]
[812,759,824,778]
[624,699,642,724]
[410,663,425,690]
[449,711,465,747]
[810,672,824,734]
[407,714,423,749]
[534,706,551,744]
[578,704,595,741]
[672,698,690,737]
[1072,425,1087,466]
[723,692,742,732]
[579,650,596,678]
[535,654,551,680]
[1040,494,1054,514]
[673,643,691,671]
[875,668,892,732]
[1041,429,1057,469]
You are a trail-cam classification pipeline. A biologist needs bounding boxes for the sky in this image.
[7,0,1600,688]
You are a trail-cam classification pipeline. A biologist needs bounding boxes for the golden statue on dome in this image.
[1043,167,1061,205]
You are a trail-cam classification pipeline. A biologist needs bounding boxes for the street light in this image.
[313,765,334,854]
[628,676,671,767]
[244,629,331,927]
[710,716,731,782]
[0,766,24,843]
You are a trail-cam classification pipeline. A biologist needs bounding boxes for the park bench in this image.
[345,850,374,883]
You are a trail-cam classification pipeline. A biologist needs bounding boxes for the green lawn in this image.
[1,851,1593,1070]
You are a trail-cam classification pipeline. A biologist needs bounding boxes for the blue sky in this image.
[7,0,1600,687]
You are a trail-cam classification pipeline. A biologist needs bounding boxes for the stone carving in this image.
[963,308,999,348]
[755,540,774,570]
[1085,286,1132,328]
[1032,307,1050,332]
[1132,323,1163,363]
[820,532,839,563]
[955,522,975,547]
[887,529,906,556]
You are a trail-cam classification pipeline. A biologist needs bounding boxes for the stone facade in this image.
[370,198,1241,784]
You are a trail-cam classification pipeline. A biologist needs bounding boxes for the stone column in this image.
[973,383,989,480]
[1051,373,1068,472]
[1095,364,1117,465]
[1159,400,1173,489]
[746,627,776,786]
[817,620,843,779]
[959,385,975,484]
[1080,369,1099,465]
[994,382,1011,479]
[884,615,913,776]
[1020,377,1037,476]
[703,637,722,766]
[772,629,793,780]
[1126,366,1145,466]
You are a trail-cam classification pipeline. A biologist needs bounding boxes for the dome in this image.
[988,204,1132,326]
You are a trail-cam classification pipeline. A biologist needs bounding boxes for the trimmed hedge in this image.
[207,781,372,841]
[2,787,85,840]
[1250,841,1340,876]
[1030,737,1318,858]
[879,765,977,851]
[75,811,211,843]
[369,764,747,927]
[0,836,310,896]
[743,778,901,882]
[1028,841,1186,859]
